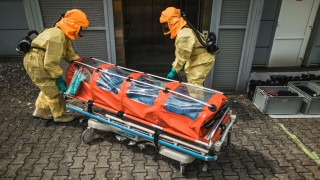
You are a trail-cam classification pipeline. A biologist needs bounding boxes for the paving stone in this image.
[94,167,108,179]
[41,170,56,179]
[221,162,237,176]
[2,164,23,178]
[98,145,111,156]
[45,157,63,170]
[52,175,68,180]
[119,155,134,167]
[35,152,52,164]
[210,169,224,179]
[27,147,43,159]
[132,161,146,173]
[95,155,110,168]
[81,161,97,175]
[86,144,100,162]
[21,158,38,171]
[145,165,159,179]
[132,172,147,180]
[74,146,89,157]
[119,166,133,180]
[296,154,317,166]
[265,160,286,174]
[157,159,173,172]
[305,166,320,178]
[70,156,86,169]
[16,170,31,180]
[68,168,82,180]
[60,152,76,163]
[242,161,262,175]
[28,163,47,177]
[65,142,79,152]
[298,172,316,180]
[55,162,72,176]
[158,171,173,179]
[0,158,14,175]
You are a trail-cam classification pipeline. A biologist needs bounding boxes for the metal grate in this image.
[38,0,109,77]
[212,30,246,92]
[72,31,108,60]
[220,0,250,26]
[39,0,105,27]
[60,31,108,76]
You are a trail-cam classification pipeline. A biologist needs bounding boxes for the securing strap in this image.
[87,100,93,113]
[153,129,161,151]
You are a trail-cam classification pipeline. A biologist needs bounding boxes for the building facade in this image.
[1,0,319,92]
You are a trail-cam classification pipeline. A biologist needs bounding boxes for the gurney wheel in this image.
[82,127,95,143]
[180,163,186,175]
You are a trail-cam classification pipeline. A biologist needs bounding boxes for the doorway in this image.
[114,0,213,77]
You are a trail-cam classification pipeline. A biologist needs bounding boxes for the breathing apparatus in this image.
[180,12,220,54]
[16,30,39,54]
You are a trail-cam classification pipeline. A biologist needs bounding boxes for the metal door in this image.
[269,0,320,67]
[120,0,211,77]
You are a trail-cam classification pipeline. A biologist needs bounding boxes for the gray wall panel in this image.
[261,0,279,20]
[0,1,28,29]
[253,48,268,65]
[303,3,320,66]
[0,0,28,56]
[0,30,29,56]
[256,21,274,47]
[252,0,280,66]
[39,0,105,28]
[309,47,320,65]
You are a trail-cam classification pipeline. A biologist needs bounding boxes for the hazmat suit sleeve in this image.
[172,31,195,73]
[43,36,64,79]
[64,39,80,63]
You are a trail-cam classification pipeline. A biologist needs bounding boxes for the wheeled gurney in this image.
[65,57,236,174]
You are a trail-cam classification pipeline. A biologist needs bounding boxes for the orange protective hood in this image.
[56,9,89,40]
[159,7,187,39]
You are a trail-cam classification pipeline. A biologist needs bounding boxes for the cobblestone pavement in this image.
[0,58,320,179]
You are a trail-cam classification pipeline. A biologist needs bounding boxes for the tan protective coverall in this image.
[23,26,79,117]
[172,27,215,87]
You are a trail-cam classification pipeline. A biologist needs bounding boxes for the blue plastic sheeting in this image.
[126,76,167,106]
[164,85,214,121]
[97,67,131,94]
[66,68,86,95]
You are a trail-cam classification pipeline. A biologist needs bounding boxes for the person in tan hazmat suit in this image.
[23,9,89,122]
[160,7,215,87]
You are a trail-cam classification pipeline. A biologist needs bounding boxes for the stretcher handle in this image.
[91,58,223,94]
[213,114,236,152]
[74,61,215,108]
[206,108,230,147]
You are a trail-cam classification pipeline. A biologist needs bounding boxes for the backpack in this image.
[16,30,39,54]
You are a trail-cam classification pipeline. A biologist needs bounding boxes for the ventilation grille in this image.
[72,31,108,60]
[39,0,105,27]
[212,30,246,92]
[220,0,250,26]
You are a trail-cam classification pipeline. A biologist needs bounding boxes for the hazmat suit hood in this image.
[159,7,187,39]
[56,9,89,40]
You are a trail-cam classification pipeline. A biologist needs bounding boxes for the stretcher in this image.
[65,57,236,174]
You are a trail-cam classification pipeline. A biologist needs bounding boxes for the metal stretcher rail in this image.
[74,61,216,109]
[67,104,217,161]
[91,58,223,94]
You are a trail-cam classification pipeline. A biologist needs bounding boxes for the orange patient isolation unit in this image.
[65,57,236,174]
